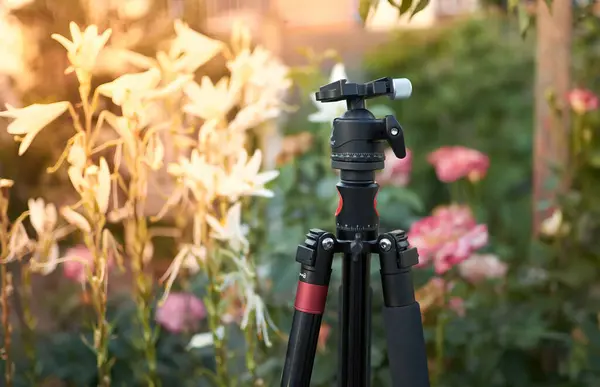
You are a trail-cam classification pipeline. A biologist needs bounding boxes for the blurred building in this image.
[203,0,478,64]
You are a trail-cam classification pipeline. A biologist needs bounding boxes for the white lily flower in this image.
[159,244,206,302]
[51,22,112,85]
[219,271,277,347]
[187,332,214,350]
[217,149,279,201]
[28,198,57,235]
[205,202,249,253]
[27,198,62,275]
[60,206,91,233]
[240,287,278,348]
[171,20,224,74]
[6,222,31,262]
[167,149,218,204]
[0,102,70,155]
[183,77,239,122]
[68,157,112,214]
[308,63,349,123]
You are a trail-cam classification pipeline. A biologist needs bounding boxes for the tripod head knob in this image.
[316,76,412,172]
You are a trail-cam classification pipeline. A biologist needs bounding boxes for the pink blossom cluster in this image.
[458,253,507,284]
[155,292,207,333]
[62,244,115,283]
[427,146,489,183]
[408,205,488,275]
[377,148,413,187]
[567,88,598,114]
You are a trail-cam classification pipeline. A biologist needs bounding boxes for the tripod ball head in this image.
[315,76,412,172]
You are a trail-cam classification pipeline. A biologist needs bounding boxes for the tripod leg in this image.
[281,229,336,387]
[377,231,430,387]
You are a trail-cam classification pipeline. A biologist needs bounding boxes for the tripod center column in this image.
[335,171,379,241]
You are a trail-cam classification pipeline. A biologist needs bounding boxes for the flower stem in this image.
[19,268,38,385]
[89,230,111,387]
[0,267,13,387]
[450,182,460,204]
[130,215,160,387]
[205,258,229,387]
[244,313,257,384]
[80,84,112,386]
[433,286,449,386]
[0,196,13,387]
[125,135,160,386]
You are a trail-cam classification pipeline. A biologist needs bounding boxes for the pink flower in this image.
[155,292,206,333]
[458,253,508,284]
[377,148,412,187]
[448,297,465,317]
[408,205,488,275]
[62,244,114,283]
[427,146,490,183]
[567,88,598,114]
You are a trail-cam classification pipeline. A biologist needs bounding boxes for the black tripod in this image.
[280,77,430,387]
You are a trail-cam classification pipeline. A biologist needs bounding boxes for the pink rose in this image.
[567,88,598,114]
[62,244,114,283]
[408,205,489,275]
[427,146,490,183]
[377,148,412,187]
[155,292,206,333]
[458,253,508,284]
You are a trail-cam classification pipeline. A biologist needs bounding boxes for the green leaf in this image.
[358,0,378,24]
[517,5,532,37]
[410,0,430,19]
[554,259,598,287]
[389,0,413,16]
[508,0,519,12]
[371,346,385,367]
[277,163,296,192]
[316,176,338,199]
[587,151,600,168]
[379,186,425,212]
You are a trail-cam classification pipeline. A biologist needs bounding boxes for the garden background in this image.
[0,0,599,386]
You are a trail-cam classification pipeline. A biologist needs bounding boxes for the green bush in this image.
[363,15,535,258]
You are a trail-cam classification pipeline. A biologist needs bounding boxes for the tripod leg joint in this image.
[293,229,336,315]
[377,230,419,273]
[377,230,420,308]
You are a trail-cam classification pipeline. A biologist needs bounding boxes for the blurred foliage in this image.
[544,5,600,387]
[256,15,543,387]
[0,274,258,387]
[364,16,535,259]
[257,14,600,387]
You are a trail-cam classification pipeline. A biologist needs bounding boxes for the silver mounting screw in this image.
[379,238,392,252]
[390,127,400,136]
[322,237,335,251]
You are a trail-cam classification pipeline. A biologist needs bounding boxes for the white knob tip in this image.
[391,78,412,100]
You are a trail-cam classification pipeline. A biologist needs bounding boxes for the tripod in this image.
[280,77,430,387]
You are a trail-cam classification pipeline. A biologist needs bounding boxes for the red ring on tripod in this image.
[335,190,343,216]
[294,281,328,314]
